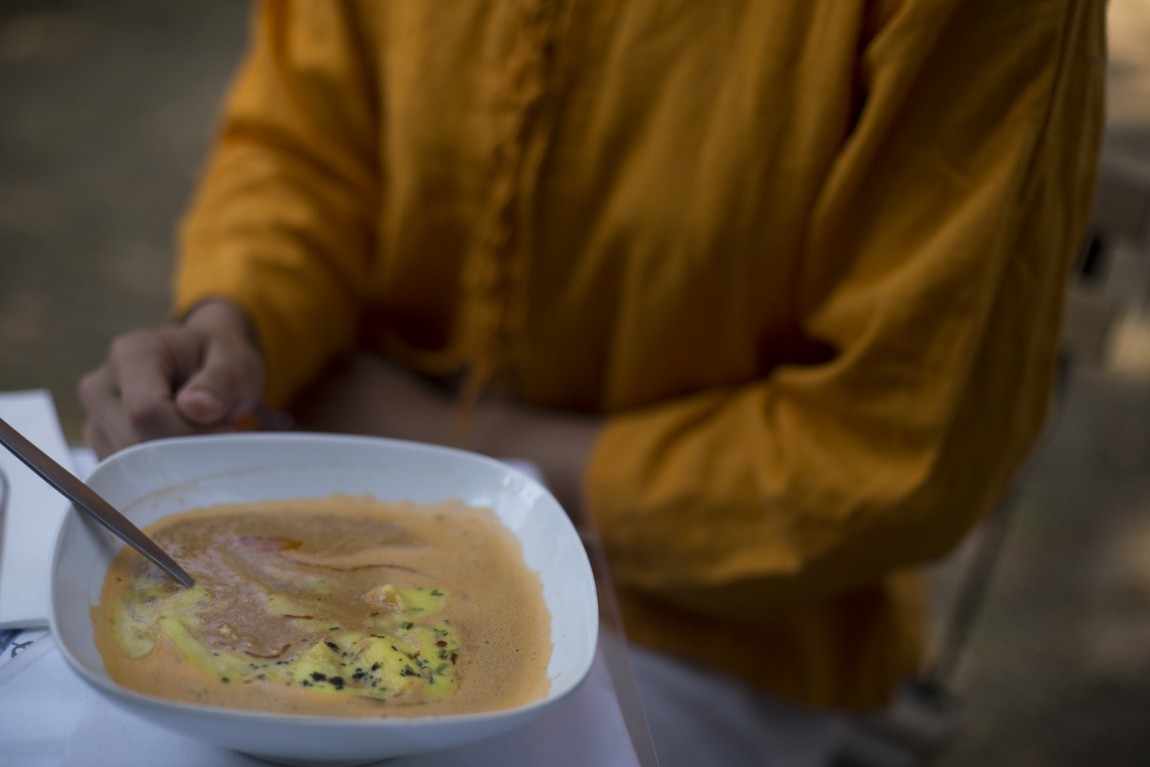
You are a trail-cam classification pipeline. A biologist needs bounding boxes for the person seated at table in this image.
[79,1,1106,764]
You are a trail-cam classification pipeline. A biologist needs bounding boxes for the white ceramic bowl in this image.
[50,433,598,766]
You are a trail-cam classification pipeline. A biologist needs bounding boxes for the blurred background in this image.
[1,2,1149,764]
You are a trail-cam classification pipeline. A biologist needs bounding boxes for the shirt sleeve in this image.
[585,0,1106,617]
[175,0,380,408]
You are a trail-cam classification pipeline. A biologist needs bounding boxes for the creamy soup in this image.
[92,495,552,717]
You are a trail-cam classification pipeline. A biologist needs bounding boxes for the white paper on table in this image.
[0,390,76,629]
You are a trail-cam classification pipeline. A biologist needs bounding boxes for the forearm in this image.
[466,397,600,528]
[175,1,378,410]
[290,353,601,525]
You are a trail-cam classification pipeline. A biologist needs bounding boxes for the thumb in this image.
[175,384,229,425]
[174,337,265,427]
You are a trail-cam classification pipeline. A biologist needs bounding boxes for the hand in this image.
[78,300,266,458]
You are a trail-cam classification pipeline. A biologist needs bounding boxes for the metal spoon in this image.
[0,416,195,588]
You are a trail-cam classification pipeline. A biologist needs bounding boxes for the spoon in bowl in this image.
[0,416,194,588]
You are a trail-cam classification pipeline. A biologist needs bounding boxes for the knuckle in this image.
[122,397,167,434]
[110,328,162,358]
[76,370,102,404]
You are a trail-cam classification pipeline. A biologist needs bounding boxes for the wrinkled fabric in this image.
[176,0,1106,709]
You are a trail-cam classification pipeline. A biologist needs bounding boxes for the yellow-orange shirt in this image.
[176,0,1106,709]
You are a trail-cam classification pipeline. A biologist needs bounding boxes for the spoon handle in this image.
[0,417,195,588]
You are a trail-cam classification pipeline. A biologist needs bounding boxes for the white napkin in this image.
[0,390,75,629]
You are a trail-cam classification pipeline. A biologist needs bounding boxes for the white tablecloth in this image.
[0,626,642,767]
[0,390,74,629]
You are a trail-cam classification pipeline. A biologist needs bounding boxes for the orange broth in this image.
[92,495,552,717]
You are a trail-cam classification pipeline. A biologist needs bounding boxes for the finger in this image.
[107,328,206,439]
[176,333,265,426]
[77,364,152,454]
[83,419,115,461]
[77,365,115,454]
